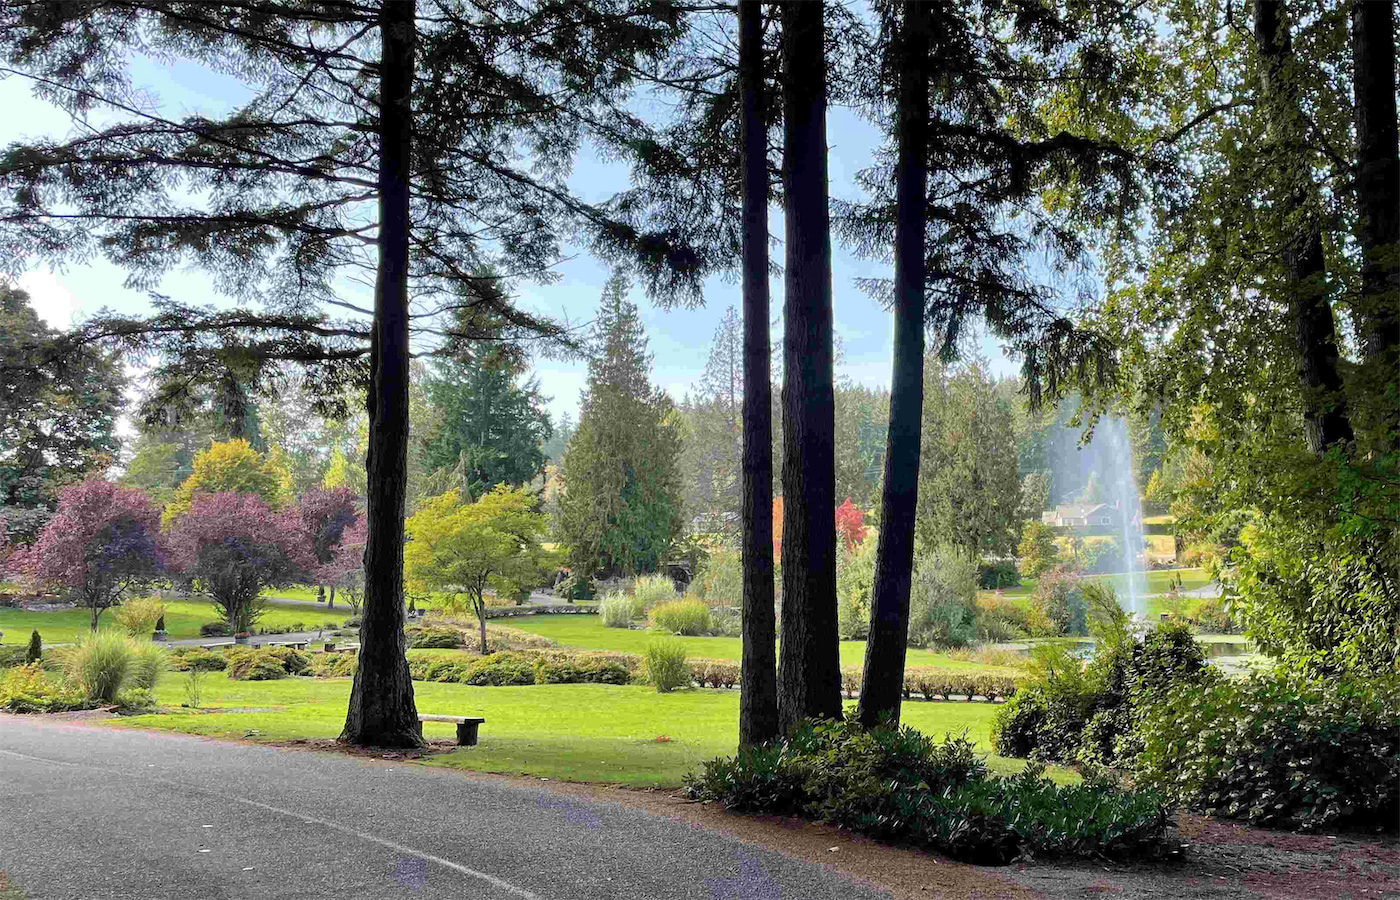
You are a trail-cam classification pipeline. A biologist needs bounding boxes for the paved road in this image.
[0,717,888,900]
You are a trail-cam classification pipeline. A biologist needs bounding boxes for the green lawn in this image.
[0,597,353,645]
[114,672,1070,787]
[495,615,1020,673]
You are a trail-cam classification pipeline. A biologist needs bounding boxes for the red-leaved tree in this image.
[168,492,314,634]
[834,499,868,550]
[298,484,360,609]
[318,517,368,616]
[17,479,166,630]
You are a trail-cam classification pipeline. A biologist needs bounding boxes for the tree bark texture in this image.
[858,0,930,729]
[1350,0,1400,438]
[777,0,842,733]
[1253,0,1354,454]
[340,0,423,748]
[738,0,780,749]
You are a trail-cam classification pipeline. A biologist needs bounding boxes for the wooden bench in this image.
[263,640,309,650]
[200,641,235,650]
[420,714,486,746]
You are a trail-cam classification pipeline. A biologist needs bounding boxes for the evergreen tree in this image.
[681,307,744,536]
[558,274,684,581]
[419,349,552,501]
[541,412,574,467]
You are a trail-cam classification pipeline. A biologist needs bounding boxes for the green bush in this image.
[533,653,631,685]
[263,646,311,676]
[25,630,42,664]
[199,622,232,637]
[686,718,1170,863]
[835,538,877,640]
[128,642,168,691]
[631,574,678,611]
[687,547,741,606]
[908,546,979,648]
[974,593,1033,642]
[63,632,137,702]
[406,625,462,649]
[0,662,87,712]
[1134,670,1400,831]
[170,648,229,672]
[0,645,27,668]
[227,649,288,681]
[1031,567,1087,636]
[644,638,689,692]
[598,590,637,628]
[115,597,167,637]
[977,560,1021,590]
[649,599,711,636]
[307,652,357,678]
[463,652,537,686]
[690,658,742,689]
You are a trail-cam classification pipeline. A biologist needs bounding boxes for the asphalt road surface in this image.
[0,716,890,900]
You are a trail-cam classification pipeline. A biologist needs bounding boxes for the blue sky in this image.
[1,46,1022,428]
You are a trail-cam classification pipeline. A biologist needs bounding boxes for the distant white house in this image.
[1041,502,1122,530]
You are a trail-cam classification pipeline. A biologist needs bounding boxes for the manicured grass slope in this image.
[116,673,1067,787]
[498,615,1020,673]
[0,598,352,645]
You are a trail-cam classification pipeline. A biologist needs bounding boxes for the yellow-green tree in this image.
[161,439,289,528]
[404,486,549,654]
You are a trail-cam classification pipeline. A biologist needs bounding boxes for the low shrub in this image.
[307,652,357,678]
[1030,567,1087,637]
[975,593,1033,642]
[836,538,877,640]
[0,662,87,713]
[685,718,1170,863]
[463,652,537,686]
[690,658,742,689]
[169,648,229,672]
[598,590,637,628]
[199,622,232,637]
[1134,670,1400,831]
[908,547,980,649]
[706,604,742,637]
[406,625,462,649]
[227,648,288,681]
[0,645,27,668]
[687,548,741,606]
[1190,595,1239,634]
[25,630,42,664]
[262,646,311,676]
[63,632,137,703]
[533,653,631,685]
[649,599,711,636]
[644,638,689,692]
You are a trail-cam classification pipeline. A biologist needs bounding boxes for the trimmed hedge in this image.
[406,625,463,649]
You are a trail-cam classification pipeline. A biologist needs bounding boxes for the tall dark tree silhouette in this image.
[857,0,930,728]
[777,0,842,731]
[737,0,778,748]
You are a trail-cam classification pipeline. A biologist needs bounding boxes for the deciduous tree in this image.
[162,439,289,527]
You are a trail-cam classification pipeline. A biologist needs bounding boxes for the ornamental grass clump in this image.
[644,638,689,692]
[127,642,168,691]
[630,574,677,611]
[649,599,711,636]
[598,590,636,628]
[62,631,136,702]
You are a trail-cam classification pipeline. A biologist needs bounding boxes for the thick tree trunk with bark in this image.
[737,0,779,749]
[340,0,423,748]
[777,0,842,733]
[1351,0,1400,439]
[1253,0,1354,454]
[858,0,930,729]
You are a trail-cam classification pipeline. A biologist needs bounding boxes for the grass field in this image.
[493,615,1021,673]
[114,672,1070,787]
[0,597,353,645]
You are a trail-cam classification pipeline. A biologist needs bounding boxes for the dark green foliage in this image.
[685,718,1170,863]
[532,654,630,685]
[1134,671,1400,831]
[262,646,311,676]
[993,620,1209,765]
[405,626,463,649]
[1030,567,1087,636]
[462,652,537,687]
[199,622,232,637]
[307,652,357,678]
[169,648,229,672]
[226,648,293,681]
[24,630,41,665]
[0,645,27,668]
[976,561,1020,590]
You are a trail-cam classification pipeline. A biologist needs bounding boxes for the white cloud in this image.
[17,271,83,328]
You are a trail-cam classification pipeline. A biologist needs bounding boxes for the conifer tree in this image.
[558,274,684,582]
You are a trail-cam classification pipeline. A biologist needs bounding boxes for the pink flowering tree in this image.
[298,485,360,609]
[318,517,367,616]
[168,492,314,634]
[18,479,166,630]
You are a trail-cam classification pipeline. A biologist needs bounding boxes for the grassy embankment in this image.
[0,597,352,645]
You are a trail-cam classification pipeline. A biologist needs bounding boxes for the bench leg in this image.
[456,721,480,747]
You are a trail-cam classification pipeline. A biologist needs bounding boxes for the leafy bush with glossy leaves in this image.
[686,717,1169,863]
[1134,670,1400,831]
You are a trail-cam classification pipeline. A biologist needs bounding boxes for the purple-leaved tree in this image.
[298,485,360,609]
[168,492,314,635]
[319,517,368,617]
[17,479,165,630]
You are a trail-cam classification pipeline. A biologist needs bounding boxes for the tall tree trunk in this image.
[858,0,930,729]
[1254,0,1354,453]
[777,0,842,733]
[340,0,423,748]
[738,0,779,748]
[1351,0,1400,439]
[328,584,335,609]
